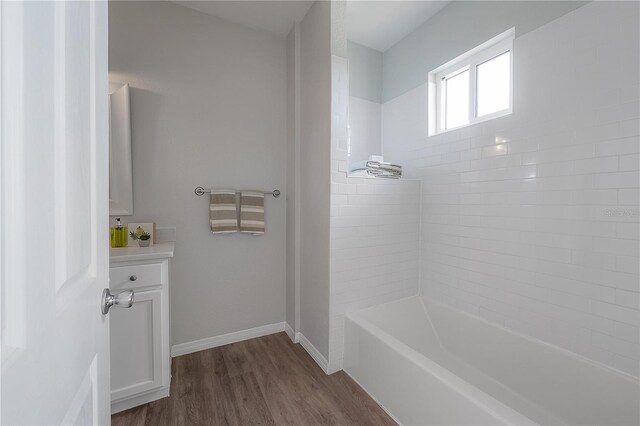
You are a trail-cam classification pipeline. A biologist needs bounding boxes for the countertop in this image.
[110,242,175,263]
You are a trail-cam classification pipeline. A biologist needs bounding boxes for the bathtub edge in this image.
[345,311,538,426]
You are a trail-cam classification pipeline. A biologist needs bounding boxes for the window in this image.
[429,29,514,134]
[444,69,469,129]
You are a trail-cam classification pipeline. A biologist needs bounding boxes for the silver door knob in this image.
[101,288,134,314]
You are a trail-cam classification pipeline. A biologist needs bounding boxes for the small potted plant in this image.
[130,227,152,247]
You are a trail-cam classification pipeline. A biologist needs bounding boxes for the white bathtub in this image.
[344,297,640,426]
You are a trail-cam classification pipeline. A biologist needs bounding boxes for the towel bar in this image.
[194,187,281,198]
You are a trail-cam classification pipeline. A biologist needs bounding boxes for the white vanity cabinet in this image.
[109,243,174,414]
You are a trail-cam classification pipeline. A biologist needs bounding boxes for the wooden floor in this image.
[112,332,395,426]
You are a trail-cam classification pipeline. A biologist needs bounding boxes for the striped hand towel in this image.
[210,190,238,234]
[240,191,265,235]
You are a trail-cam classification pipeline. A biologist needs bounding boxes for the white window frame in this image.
[429,28,515,135]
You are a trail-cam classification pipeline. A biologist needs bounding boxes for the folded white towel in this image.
[350,160,402,173]
[348,168,401,179]
[367,161,402,172]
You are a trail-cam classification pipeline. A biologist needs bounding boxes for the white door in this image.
[1,1,111,425]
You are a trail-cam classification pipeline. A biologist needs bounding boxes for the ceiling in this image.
[172,0,450,51]
[173,1,314,36]
[347,0,450,52]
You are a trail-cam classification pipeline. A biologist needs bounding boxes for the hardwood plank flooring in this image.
[112,332,395,426]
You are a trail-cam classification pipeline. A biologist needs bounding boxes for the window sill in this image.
[431,107,512,137]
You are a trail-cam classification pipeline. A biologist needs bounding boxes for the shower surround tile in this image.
[328,55,421,373]
[328,2,639,378]
[382,1,639,377]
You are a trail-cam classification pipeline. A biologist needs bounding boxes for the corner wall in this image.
[298,0,333,361]
[347,41,384,166]
[347,41,383,103]
[285,23,301,336]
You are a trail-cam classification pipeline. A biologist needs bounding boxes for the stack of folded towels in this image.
[349,158,402,179]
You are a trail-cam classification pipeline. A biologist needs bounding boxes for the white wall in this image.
[347,41,384,168]
[109,1,287,347]
[348,96,382,164]
[387,1,640,377]
[298,0,332,360]
[382,84,428,167]
[286,25,300,334]
[347,41,382,103]
[382,0,587,102]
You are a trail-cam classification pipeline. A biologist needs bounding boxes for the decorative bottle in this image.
[110,217,128,248]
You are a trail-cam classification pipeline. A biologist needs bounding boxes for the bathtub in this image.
[344,297,640,425]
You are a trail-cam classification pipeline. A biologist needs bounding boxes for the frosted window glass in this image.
[476,51,511,117]
[444,70,469,130]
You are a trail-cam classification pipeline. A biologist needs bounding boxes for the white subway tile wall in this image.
[329,56,421,372]
[385,1,639,377]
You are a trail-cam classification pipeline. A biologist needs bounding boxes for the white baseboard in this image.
[284,322,299,343]
[326,357,343,375]
[171,322,286,357]
[298,333,329,374]
[170,322,335,378]
[284,328,336,375]
[111,386,169,415]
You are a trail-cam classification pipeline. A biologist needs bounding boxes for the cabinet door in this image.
[110,288,164,402]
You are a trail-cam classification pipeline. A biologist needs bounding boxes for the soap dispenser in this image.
[110,217,128,248]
